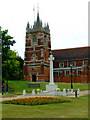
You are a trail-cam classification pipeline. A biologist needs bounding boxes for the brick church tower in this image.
[23,9,51,82]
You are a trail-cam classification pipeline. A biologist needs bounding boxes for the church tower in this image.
[23,8,51,82]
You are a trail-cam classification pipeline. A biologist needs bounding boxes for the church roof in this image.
[52,46,90,61]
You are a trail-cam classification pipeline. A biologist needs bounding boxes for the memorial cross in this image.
[49,54,54,84]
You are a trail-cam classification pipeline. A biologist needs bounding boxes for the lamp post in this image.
[70,61,73,89]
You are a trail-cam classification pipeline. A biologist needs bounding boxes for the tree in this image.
[1,28,24,81]
[2,50,21,80]
[16,56,24,80]
[2,29,16,63]
[2,29,16,82]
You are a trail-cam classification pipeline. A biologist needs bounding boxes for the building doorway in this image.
[32,75,36,82]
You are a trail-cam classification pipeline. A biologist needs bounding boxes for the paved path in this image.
[0,95,55,102]
[0,90,89,102]
[79,90,89,96]
[67,90,89,97]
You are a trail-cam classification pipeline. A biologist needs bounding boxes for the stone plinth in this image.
[46,83,58,92]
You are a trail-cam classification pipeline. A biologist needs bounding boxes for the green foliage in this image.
[2,50,20,80]
[69,73,74,76]
[2,29,16,63]
[1,27,24,81]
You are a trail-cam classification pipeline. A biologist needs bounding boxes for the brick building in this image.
[52,47,90,83]
[23,10,51,82]
[23,10,90,83]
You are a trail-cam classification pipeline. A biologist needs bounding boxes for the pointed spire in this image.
[46,23,49,29]
[37,3,40,23]
[37,13,40,23]
[26,22,30,32]
[26,22,30,29]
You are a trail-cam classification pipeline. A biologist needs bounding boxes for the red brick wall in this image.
[53,59,89,83]
[23,30,51,82]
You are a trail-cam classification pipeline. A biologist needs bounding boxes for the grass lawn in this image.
[1,95,88,118]
[2,80,88,96]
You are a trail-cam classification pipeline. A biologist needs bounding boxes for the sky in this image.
[0,0,88,59]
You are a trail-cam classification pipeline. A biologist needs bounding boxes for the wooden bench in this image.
[28,83,40,87]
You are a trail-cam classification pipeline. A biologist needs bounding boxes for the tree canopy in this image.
[1,28,24,82]
[2,29,16,63]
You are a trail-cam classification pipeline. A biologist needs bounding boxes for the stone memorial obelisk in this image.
[49,54,54,85]
[46,54,58,92]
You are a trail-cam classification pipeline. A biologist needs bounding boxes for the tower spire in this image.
[37,3,40,23]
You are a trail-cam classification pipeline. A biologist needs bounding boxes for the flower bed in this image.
[2,97,71,106]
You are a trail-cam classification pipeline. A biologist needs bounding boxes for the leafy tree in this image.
[1,28,24,82]
[16,56,24,80]
[2,29,16,82]
[2,50,20,80]
[2,29,16,63]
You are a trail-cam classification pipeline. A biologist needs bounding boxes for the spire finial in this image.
[37,2,39,15]
[33,6,35,22]
[36,2,40,23]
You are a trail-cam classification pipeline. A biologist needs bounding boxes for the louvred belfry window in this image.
[33,34,37,42]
